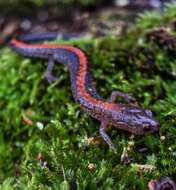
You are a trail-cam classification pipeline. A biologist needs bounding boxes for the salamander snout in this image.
[135,109,159,134]
[142,118,159,133]
[117,107,159,135]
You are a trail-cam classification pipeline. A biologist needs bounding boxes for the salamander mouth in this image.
[113,122,145,135]
[113,118,159,135]
[143,122,156,132]
[129,123,159,135]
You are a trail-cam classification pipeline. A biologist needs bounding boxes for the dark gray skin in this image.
[99,91,159,153]
[110,106,159,135]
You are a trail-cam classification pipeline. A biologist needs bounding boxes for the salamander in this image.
[9,33,159,152]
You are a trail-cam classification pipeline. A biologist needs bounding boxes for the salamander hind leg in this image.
[45,55,57,84]
[99,121,117,153]
[109,90,138,105]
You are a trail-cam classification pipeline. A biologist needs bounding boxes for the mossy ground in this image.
[0,3,176,190]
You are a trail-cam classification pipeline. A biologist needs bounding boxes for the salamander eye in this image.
[145,109,153,117]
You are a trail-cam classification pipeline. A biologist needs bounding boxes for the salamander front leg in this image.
[45,55,57,84]
[99,121,117,153]
[109,90,137,105]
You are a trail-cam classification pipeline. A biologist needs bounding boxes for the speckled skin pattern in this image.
[9,33,159,151]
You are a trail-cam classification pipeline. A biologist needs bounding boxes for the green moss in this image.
[1,3,176,189]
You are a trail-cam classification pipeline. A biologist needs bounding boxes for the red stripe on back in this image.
[10,38,117,110]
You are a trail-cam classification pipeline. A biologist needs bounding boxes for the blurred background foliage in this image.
[0,0,112,16]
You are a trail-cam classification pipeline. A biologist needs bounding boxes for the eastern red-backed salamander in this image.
[9,33,159,152]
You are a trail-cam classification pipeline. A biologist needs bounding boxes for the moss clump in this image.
[1,3,176,190]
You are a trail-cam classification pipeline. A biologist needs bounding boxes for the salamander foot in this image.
[45,56,57,84]
[109,90,138,105]
[99,121,117,153]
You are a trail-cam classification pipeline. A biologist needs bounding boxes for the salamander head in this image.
[112,106,159,135]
